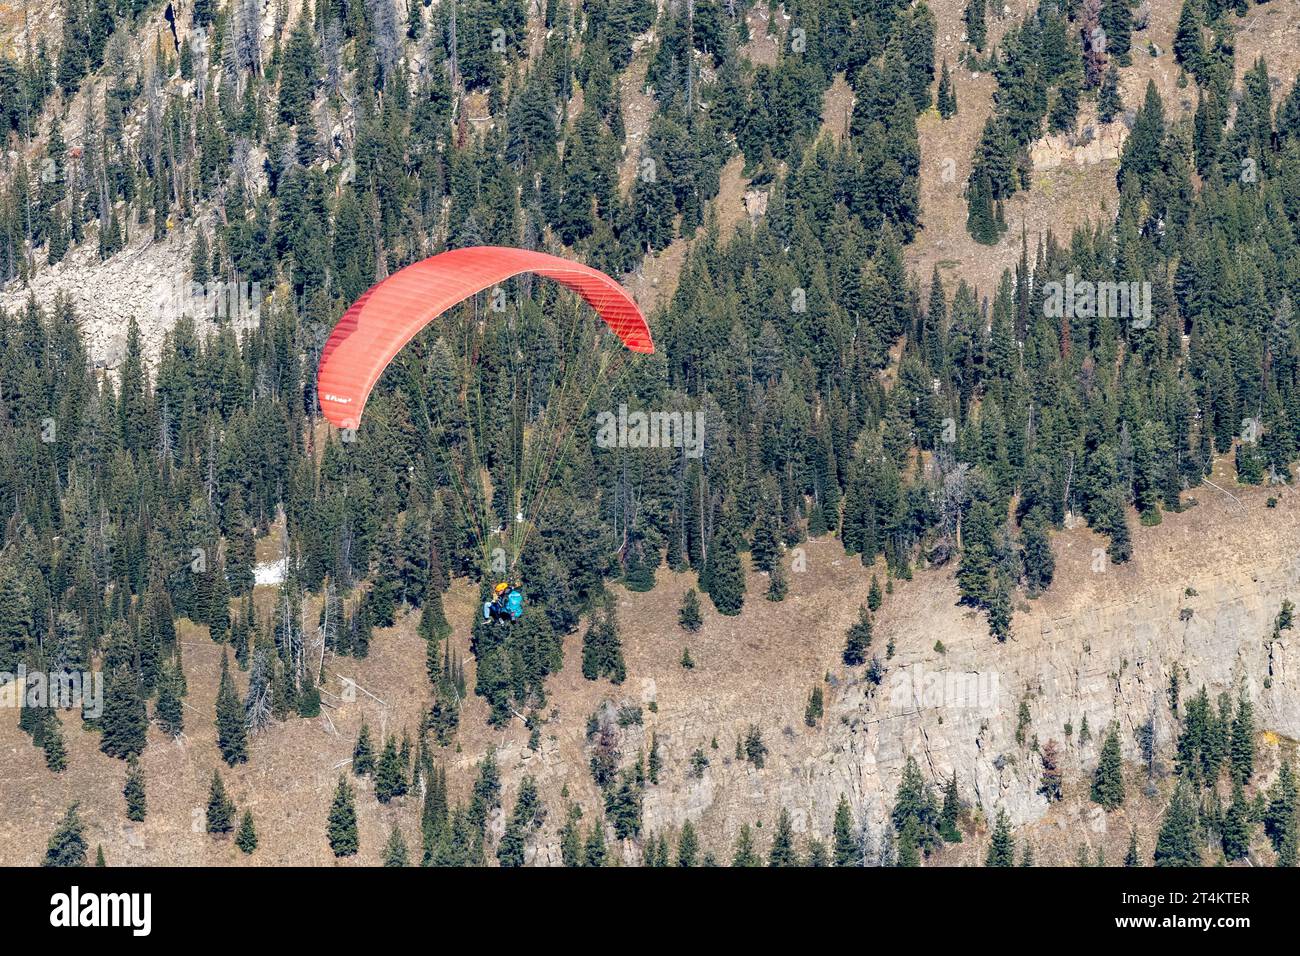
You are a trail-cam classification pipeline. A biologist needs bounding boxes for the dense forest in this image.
[3,0,1300,866]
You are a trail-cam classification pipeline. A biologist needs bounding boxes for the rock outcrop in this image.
[1030,120,1130,171]
[495,479,1300,863]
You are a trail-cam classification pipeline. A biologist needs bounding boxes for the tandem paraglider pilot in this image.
[484,582,524,624]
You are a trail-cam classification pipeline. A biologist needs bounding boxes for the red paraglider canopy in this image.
[317,246,653,429]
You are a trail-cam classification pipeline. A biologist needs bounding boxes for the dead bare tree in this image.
[318,577,339,681]
[244,642,274,733]
[1079,0,1106,88]
[368,0,401,87]
[1062,451,1075,517]
[323,18,344,95]
[233,0,263,77]
[939,461,971,556]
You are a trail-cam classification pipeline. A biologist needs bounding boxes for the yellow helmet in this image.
[494,582,510,596]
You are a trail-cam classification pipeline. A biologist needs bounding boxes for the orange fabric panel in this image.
[317,246,654,429]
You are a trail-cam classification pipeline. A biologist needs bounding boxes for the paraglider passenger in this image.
[506,585,524,621]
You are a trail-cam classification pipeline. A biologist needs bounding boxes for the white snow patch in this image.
[254,557,288,587]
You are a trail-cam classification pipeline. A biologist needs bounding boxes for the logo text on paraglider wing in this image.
[595,404,705,459]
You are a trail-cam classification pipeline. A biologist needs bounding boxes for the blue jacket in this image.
[505,589,524,620]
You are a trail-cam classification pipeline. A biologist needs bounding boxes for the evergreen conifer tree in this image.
[328,775,359,857]
[1265,759,1297,857]
[833,795,858,866]
[767,809,798,866]
[155,662,184,737]
[676,820,699,867]
[581,602,626,683]
[731,823,759,866]
[583,820,607,867]
[702,523,745,615]
[843,605,872,666]
[1091,722,1126,810]
[1230,692,1255,786]
[383,825,409,866]
[1099,64,1123,123]
[678,588,703,631]
[939,773,962,842]
[42,712,67,772]
[986,808,1015,866]
[43,805,87,867]
[124,756,146,822]
[353,722,375,776]
[375,735,407,803]
[766,555,788,601]
[236,810,258,854]
[1221,780,1252,861]
[497,776,542,867]
[100,665,147,760]
[206,771,235,834]
[937,60,957,118]
[964,0,987,51]
[1125,827,1140,866]
[215,651,247,766]
[1154,778,1201,866]
[560,808,583,866]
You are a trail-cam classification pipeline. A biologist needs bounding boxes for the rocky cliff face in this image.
[1030,120,1130,170]
[459,469,1300,864]
[0,224,203,367]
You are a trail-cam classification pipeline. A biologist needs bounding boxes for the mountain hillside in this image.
[4,0,1300,871]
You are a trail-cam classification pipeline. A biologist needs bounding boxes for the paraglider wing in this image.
[317,246,654,429]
